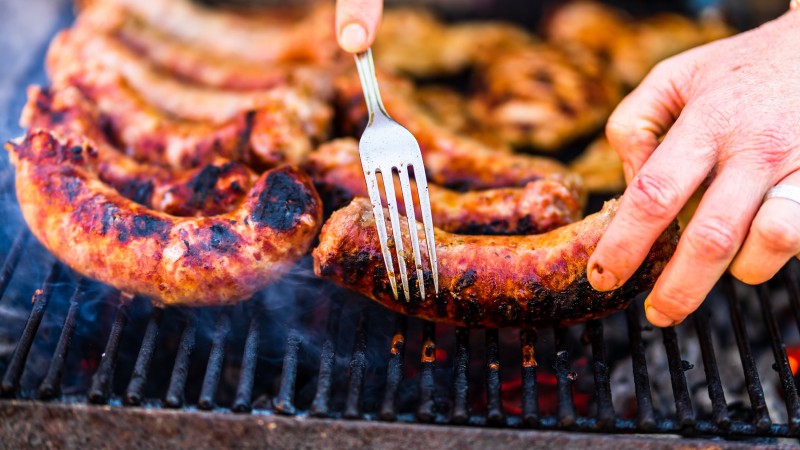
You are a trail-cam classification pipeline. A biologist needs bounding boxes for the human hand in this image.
[587,9,800,327]
[335,0,383,53]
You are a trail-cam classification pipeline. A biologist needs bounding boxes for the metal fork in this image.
[353,48,439,302]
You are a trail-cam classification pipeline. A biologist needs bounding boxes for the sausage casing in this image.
[313,198,679,328]
[8,130,322,306]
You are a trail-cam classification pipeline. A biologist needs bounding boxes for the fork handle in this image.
[354,49,390,124]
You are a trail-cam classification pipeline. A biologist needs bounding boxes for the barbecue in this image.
[2,0,800,448]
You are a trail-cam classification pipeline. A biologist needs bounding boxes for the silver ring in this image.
[765,185,800,206]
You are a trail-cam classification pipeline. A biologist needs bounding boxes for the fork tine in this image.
[380,166,411,302]
[364,169,398,299]
[397,164,425,301]
[412,163,439,294]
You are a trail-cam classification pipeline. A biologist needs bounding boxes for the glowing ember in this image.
[787,345,800,376]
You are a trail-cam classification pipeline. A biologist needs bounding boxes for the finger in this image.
[605,59,694,183]
[644,161,771,327]
[336,0,383,53]
[730,173,800,285]
[588,106,717,292]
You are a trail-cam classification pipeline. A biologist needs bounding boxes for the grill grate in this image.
[2,231,800,444]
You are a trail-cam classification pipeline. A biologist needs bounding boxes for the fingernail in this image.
[644,295,680,327]
[339,22,368,53]
[588,262,620,292]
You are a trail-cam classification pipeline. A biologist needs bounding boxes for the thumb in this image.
[336,0,383,53]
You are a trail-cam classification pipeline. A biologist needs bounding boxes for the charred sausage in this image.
[313,198,679,328]
[22,85,255,217]
[305,139,582,234]
[46,26,330,169]
[7,130,322,306]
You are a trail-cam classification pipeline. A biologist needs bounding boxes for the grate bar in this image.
[165,313,197,408]
[0,230,28,301]
[125,307,164,406]
[586,321,615,429]
[310,298,343,418]
[692,306,731,429]
[88,294,129,404]
[782,264,800,349]
[554,328,576,428]
[1,262,61,396]
[625,302,656,430]
[450,327,470,424]
[274,329,303,415]
[344,313,368,419]
[520,329,539,427]
[379,315,407,421]
[485,329,504,425]
[416,321,437,422]
[756,284,800,432]
[724,278,772,432]
[233,303,262,413]
[661,326,695,427]
[199,311,232,410]
[38,279,89,400]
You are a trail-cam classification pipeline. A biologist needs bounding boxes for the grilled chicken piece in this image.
[545,0,733,88]
[314,198,678,328]
[374,8,534,77]
[305,139,582,235]
[469,44,621,151]
[7,131,322,306]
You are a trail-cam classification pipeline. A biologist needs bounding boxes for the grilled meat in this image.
[314,198,679,328]
[545,0,732,88]
[305,139,582,234]
[334,72,584,200]
[374,8,534,77]
[7,130,322,306]
[116,16,338,93]
[46,25,330,169]
[468,44,621,151]
[104,0,338,64]
[22,85,256,216]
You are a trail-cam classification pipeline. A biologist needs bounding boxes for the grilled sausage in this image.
[107,0,339,64]
[116,15,339,92]
[305,139,582,234]
[46,26,329,169]
[7,130,322,306]
[313,198,679,328]
[22,85,255,216]
[334,72,584,199]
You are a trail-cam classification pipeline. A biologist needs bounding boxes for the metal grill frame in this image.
[2,229,800,448]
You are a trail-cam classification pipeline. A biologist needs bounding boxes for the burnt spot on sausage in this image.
[115,179,155,206]
[131,214,171,240]
[100,202,121,237]
[208,223,240,252]
[341,250,372,285]
[61,176,82,202]
[251,170,314,231]
[453,269,477,293]
[189,164,222,208]
[491,297,521,327]
[455,297,483,327]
